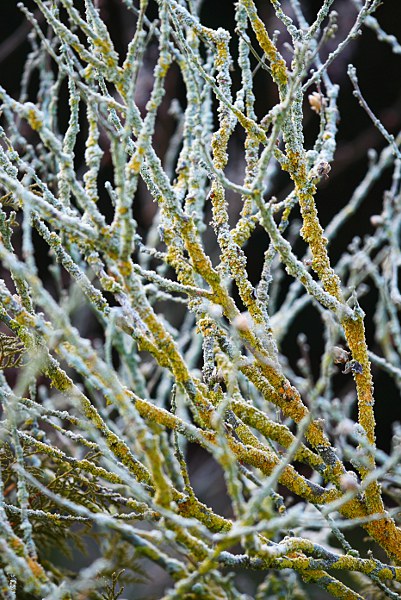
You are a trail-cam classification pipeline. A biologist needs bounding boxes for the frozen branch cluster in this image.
[0,0,401,598]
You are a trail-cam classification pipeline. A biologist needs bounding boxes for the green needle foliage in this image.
[0,0,401,598]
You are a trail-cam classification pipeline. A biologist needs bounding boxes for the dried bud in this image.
[342,360,363,375]
[316,161,331,179]
[310,161,331,182]
[333,346,350,364]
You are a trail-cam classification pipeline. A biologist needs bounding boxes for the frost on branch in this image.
[0,0,401,598]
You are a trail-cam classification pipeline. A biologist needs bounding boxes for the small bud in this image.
[370,215,383,227]
[335,418,355,436]
[340,472,359,492]
[211,368,225,385]
[343,360,363,375]
[233,312,251,332]
[310,161,331,182]
[316,161,331,179]
[208,304,223,319]
[333,346,350,365]
[308,92,323,113]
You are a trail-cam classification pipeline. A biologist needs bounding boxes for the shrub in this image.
[0,0,401,598]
